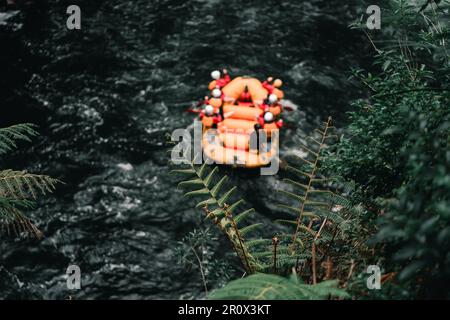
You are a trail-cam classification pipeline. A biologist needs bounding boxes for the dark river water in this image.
[0,0,372,299]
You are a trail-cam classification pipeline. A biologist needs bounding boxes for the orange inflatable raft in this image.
[201,76,284,168]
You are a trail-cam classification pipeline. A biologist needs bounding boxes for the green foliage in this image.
[0,170,58,199]
[209,273,348,300]
[0,123,38,155]
[0,124,59,238]
[268,118,361,282]
[175,228,234,296]
[171,156,260,273]
[327,0,450,299]
[278,117,338,252]
[171,121,354,299]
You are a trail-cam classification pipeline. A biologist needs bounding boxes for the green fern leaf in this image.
[239,223,263,236]
[209,274,348,300]
[204,167,218,187]
[246,239,272,248]
[211,175,227,197]
[277,204,317,218]
[218,187,236,206]
[197,163,208,178]
[0,124,38,155]
[0,170,59,200]
[184,188,210,197]
[228,199,245,214]
[283,178,308,190]
[278,189,305,202]
[178,178,203,187]
[170,168,196,176]
[275,219,297,226]
[196,198,216,208]
[235,208,255,225]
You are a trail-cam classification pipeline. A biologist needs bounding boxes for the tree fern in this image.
[274,117,359,283]
[277,117,337,252]
[209,273,349,300]
[0,124,59,238]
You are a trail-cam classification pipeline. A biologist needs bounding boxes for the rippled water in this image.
[0,0,371,299]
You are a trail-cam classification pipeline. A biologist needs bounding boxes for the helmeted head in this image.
[212,88,222,98]
[204,104,214,116]
[211,70,221,80]
[264,112,274,122]
[274,79,283,88]
[268,94,278,104]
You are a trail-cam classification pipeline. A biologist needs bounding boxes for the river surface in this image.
[0,0,371,299]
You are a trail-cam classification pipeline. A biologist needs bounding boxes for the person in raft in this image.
[251,111,283,152]
[257,111,284,130]
[211,86,225,117]
[210,69,231,89]
[258,93,279,111]
[237,85,252,104]
[198,95,210,107]
[262,76,275,94]
[200,104,222,129]
[211,86,225,100]
[262,77,283,97]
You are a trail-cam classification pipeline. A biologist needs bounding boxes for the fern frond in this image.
[277,117,336,253]
[283,178,308,190]
[0,124,38,155]
[204,166,218,187]
[196,198,216,208]
[0,170,59,200]
[228,199,245,214]
[275,219,297,226]
[171,158,257,273]
[286,166,313,178]
[211,176,227,197]
[239,223,263,237]
[184,188,210,197]
[278,189,305,202]
[177,178,203,187]
[0,197,42,238]
[234,208,255,226]
[277,204,318,218]
[209,273,348,300]
[218,187,236,206]
[170,168,196,175]
[246,238,272,248]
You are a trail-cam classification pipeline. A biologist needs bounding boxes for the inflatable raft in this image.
[199,73,284,168]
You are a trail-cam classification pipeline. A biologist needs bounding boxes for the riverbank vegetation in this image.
[172,0,449,299]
